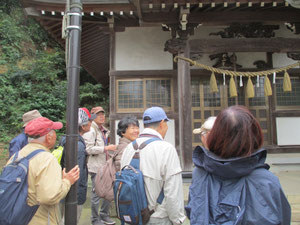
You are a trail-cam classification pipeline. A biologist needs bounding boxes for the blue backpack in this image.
[0,149,44,225]
[114,137,164,225]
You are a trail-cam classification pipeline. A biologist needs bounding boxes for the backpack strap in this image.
[130,137,165,205]
[12,151,19,162]
[156,189,164,204]
[139,133,161,139]
[12,149,45,163]
[130,137,161,168]
[132,133,162,153]
[25,149,45,160]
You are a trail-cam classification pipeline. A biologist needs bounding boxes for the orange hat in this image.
[91,106,105,114]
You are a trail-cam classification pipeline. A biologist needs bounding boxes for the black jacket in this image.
[60,135,88,205]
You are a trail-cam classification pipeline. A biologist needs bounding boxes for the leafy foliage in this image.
[0,0,20,14]
[0,2,109,150]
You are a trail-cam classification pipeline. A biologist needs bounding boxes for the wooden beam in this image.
[23,0,299,27]
[36,15,138,27]
[189,11,300,24]
[267,146,300,153]
[273,110,300,117]
[142,10,300,24]
[22,1,136,13]
[189,38,300,54]
[109,70,176,77]
[139,0,285,5]
[109,112,179,121]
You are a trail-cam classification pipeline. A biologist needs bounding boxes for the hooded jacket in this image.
[60,135,88,205]
[9,131,28,157]
[185,146,291,225]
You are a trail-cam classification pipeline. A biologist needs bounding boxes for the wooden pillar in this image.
[109,30,116,144]
[266,52,277,145]
[177,42,193,171]
[232,53,239,105]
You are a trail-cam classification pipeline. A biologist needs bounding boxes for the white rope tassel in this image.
[273,72,276,84]
[257,75,260,87]
[239,75,243,87]
[223,73,226,85]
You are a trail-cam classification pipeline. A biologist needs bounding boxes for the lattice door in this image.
[191,77,270,148]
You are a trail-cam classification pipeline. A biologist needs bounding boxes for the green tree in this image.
[0,1,108,153]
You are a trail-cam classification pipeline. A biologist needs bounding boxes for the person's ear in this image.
[159,120,164,127]
[45,132,52,144]
[79,125,83,132]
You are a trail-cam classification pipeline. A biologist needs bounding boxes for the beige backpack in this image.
[94,154,117,201]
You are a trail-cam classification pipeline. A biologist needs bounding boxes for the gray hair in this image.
[28,130,53,142]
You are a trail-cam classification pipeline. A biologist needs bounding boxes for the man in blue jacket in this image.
[9,109,42,157]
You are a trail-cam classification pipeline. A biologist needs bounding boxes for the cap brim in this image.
[143,117,170,124]
[193,128,203,134]
[97,110,105,113]
[52,122,63,130]
[89,114,97,120]
[93,110,105,114]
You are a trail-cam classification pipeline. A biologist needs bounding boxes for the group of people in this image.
[7,105,291,225]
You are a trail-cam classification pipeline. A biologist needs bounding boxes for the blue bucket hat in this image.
[143,107,169,124]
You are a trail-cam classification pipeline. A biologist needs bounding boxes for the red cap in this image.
[25,117,63,137]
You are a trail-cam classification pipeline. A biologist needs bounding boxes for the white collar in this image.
[141,128,163,140]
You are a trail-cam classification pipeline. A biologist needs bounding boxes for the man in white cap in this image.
[9,109,42,157]
[121,107,186,225]
[193,116,216,149]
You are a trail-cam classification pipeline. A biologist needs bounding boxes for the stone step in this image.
[290,197,300,222]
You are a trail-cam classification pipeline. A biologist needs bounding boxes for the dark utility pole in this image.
[65,0,82,224]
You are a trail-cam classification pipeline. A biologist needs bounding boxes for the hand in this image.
[105,144,117,151]
[63,165,80,185]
